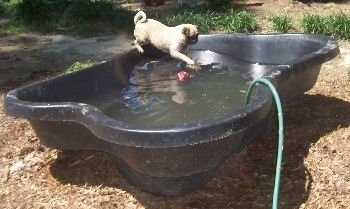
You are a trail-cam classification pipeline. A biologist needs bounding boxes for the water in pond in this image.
[100,50,277,126]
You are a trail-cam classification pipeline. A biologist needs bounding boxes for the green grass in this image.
[270,14,294,33]
[2,2,256,35]
[0,0,20,16]
[159,8,221,33]
[0,0,134,36]
[1,0,350,40]
[154,6,257,33]
[0,22,27,35]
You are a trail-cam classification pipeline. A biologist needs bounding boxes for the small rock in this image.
[1,166,10,183]
[23,152,35,162]
[24,152,45,170]
[9,161,25,173]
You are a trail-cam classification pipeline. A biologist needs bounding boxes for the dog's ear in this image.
[182,27,190,36]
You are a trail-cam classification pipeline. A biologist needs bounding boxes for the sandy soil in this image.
[0,0,349,208]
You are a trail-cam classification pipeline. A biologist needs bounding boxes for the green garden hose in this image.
[245,77,284,209]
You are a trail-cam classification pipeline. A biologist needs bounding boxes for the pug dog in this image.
[133,11,201,70]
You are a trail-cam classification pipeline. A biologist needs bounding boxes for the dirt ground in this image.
[1,0,350,208]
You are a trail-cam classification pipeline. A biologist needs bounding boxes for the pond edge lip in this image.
[196,33,340,67]
[3,33,339,148]
[4,84,272,148]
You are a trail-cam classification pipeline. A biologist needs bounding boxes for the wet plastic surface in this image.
[4,34,339,196]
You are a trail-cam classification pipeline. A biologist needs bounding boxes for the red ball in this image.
[177,71,190,81]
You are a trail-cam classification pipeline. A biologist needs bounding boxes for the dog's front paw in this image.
[185,63,201,71]
[137,47,144,53]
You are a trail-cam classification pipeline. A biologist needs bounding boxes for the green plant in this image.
[327,13,350,39]
[301,14,328,34]
[1,0,20,17]
[7,0,133,35]
[64,60,96,74]
[270,15,293,33]
[221,10,257,33]
[301,13,350,39]
[15,0,51,23]
[63,0,115,22]
[14,0,71,24]
[0,2,5,14]
[0,22,27,35]
[61,0,134,33]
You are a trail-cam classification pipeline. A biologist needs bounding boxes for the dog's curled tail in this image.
[134,11,147,25]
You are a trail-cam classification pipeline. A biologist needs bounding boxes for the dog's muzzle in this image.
[187,34,198,44]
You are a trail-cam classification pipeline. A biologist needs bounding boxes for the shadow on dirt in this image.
[0,34,132,91]
[48,93,350,208]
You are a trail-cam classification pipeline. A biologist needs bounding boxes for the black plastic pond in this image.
[4,34,339,196]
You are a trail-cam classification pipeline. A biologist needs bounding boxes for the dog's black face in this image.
[186,34,199,44]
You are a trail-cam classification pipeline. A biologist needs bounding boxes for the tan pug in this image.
[133,11,201,70]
